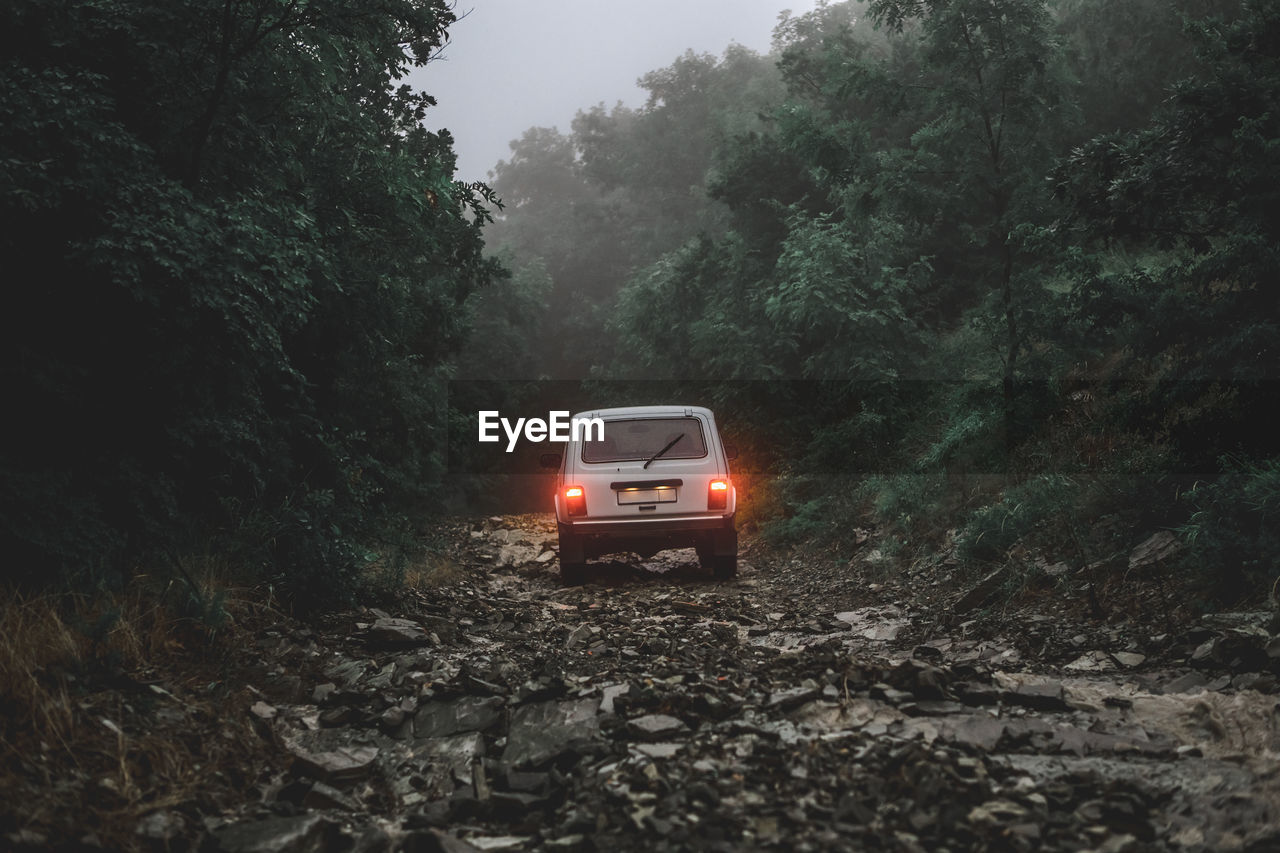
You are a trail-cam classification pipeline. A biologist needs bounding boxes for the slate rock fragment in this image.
[502,698,600,768]
[210,814,337,853]
[414,696,505,739]
[366,617,430,648]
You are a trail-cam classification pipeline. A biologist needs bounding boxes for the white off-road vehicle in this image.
[540,405,738,584]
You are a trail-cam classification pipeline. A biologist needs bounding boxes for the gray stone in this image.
[1003,681,1068,711]
[599,683,629,714]
[419,615,460,644]
[414,696,505,739]
[767,686,822,711]
[627,714,689,739]
[414,732,486,778]
[953,566,1011,613]
[1112,651,1146,668]
[211,814,335,853]
[399,830,484,853]
[632,742,683,759]
[1128,530,1185,570]
[135,810,185,843]
[323,659,369,688]
[502,698,600,768]
[303,781,360,812]
[565,624,593,649]
[1161,671,1209,694]
[367,617,430,648]
[288,741,379,783]
[944,716,1006,751]
[498,543,542,567]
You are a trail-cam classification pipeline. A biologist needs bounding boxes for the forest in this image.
[2,0,1278,607]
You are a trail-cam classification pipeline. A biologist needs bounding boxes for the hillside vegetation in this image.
[475,0,1280,610]
[2,0,1278,608]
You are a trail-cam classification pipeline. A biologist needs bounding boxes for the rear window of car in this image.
[581,417,708,464]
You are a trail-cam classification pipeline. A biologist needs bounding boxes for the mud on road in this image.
[168,516,1280,850]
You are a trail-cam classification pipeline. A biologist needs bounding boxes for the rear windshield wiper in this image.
[643,433,684,469]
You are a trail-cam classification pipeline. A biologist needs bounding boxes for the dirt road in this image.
[197,514,1280,851]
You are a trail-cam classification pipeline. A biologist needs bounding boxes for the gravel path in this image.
[201,514,1280,852]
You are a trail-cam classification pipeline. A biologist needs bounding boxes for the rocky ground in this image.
[8,514,1280,852]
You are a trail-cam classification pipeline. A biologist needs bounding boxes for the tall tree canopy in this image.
[0,0,500,602]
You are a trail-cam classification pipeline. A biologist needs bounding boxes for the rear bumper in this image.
[563,514,734,535]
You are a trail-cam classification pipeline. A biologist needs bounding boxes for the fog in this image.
[409,0,821,183]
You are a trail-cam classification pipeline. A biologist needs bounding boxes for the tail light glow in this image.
[564,485,587,516]
[708,479,730,510]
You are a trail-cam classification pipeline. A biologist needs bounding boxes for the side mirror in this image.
[539,452,562,470]
[724,444,738,461]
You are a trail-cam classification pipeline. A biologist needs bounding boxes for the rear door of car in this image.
[576,413,723,519]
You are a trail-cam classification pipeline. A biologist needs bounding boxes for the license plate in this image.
[617,487,676,505]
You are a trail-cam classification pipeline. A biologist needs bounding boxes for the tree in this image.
[0,0,498,603]
[867,0,1072,430]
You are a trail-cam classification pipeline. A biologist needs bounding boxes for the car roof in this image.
[571,405,714,420]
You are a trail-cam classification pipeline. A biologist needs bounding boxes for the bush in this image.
[956,474,1080,564]
[1180,456,1280,603]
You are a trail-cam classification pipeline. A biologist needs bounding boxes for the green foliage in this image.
[1180,457,1280,602]
[0,0,498,606]
[956,475,1080,564]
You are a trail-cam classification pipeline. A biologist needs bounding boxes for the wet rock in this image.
[399,830,484,852]
[287,740,379,783]
[1160,671,1209,694]
[564,623,594,649]
[944,716,1006,751]
[767,685,822,711]
[250,701,278,721]
[599,683,629,714]
[955,682,1001,706]
[1003,681,1069,712]
[502,698,600,768]
[489,790,550,821]
[419,616,460,645]
[632,742,683,759]
[503,770,552,795]
[953,566,1011,613]
[414,696,505,739]
[1128,531,1184,570]
[498,543,542,567]
[1112,652,1146,668]
[367,617,430,648]
[1065,651,1115,673]
[210,814,336,853]
[626,714,689,739]
[379,706,407,731]
[325,661,371,693]
[413,732,485,783]
[135,810,185,846]
[302,781,360,812]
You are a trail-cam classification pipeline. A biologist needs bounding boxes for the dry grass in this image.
[403,551,465,589]
[0,567,284,850]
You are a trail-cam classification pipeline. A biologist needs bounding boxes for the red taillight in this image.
[708,479,729,511]
[564,486,586,517]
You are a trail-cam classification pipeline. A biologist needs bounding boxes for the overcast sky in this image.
[407,0,821,183]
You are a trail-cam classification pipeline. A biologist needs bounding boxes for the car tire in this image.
[561,561,588,585]
[711,554,737,581]
[696,541,714,570]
